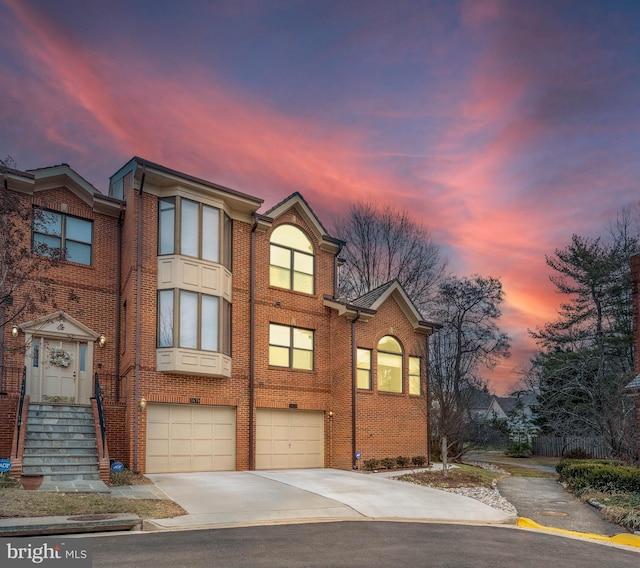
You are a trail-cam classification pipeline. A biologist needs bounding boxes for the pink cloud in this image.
[4,0,635,398]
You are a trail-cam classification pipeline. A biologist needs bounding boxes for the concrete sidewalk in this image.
[143,468,514,530]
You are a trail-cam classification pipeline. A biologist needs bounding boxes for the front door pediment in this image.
[20,311,100,341]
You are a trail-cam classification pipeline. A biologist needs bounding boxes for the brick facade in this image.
[1,159,438,473]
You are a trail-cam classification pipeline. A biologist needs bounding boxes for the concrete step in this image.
[25,435,96,445]
[27,416,93,425]
[22,455,99,466]
[29,407,93,416]
[29,403,92,412]
[22,463,99,475]
[23,446,97,455]
[25,425,94,434]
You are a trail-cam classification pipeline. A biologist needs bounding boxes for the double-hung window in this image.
[357,348,372,390]
[33,208,93,265]
[269,324,314,370]
[409,356,421,395]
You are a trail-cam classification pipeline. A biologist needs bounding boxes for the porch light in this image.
[11,325,19,338]
[98,334,106,348]
[139,397,147,411]
[328,410,334,417]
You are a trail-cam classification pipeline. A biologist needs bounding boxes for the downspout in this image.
[114,204,124,401]
[249,215,257,470]
[425,332,431,466]
[0,175,7,382]
[351,309,361,469]
[133,168,146,472]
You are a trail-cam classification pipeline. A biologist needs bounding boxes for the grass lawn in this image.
[0,473,186,519]
[0,489,186,519]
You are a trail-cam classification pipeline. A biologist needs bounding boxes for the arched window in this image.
[269,225,314,294]
[377,336,403,393]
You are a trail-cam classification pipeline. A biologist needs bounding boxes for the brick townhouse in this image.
[0,157,440,481]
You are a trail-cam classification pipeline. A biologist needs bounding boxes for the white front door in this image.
[42,339,78,403]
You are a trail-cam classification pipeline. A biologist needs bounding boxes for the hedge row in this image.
[363,456,427,471]
[556,459,640,493]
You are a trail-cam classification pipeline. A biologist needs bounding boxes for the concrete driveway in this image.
[145,468,514,530]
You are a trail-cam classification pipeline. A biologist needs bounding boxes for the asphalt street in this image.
[90,522,639,568]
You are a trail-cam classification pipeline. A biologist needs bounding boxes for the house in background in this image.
[0,157,439,481]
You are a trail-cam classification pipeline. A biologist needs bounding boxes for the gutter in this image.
[133,167,146,472]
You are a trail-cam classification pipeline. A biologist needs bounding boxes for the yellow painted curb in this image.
[518,518,640,548]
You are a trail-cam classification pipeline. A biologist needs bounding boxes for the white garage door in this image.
[146,404,236,473]
[256,409,324,469]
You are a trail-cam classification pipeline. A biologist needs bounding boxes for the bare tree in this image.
[429,275,511,462]
[333,201,448,313]
[1,157,61,384]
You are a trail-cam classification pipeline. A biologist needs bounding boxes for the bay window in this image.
[158,196,232,269]
[157,289,231,354]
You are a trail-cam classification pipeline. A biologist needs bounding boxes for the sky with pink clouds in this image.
[1,1,639,395]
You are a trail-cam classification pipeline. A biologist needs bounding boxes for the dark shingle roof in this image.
[350,280,398,309]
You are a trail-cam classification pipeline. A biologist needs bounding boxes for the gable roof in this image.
[265,192,344,254]
[324,280,441,334]
[19,164,124,217]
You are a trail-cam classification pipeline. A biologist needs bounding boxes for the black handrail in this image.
[15,366,26,455]
[94,372,107,459]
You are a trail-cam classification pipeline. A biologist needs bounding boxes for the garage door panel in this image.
[193,423,213,438]
[171,422,193,437]
[256,409,324,470]
[193,439,213,453]
[214,423,235,438]
[147,439,169,455]
[146,404,236,473]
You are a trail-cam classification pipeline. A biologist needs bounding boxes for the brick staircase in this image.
[21,404,100,481]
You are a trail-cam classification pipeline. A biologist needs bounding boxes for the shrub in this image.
[363,458,379,471]
[0,472,18,488]
[109,467,137,486]
[381,457,396,470]
[505,441,532,457]
[555,458,624,477]
[556,459,640,493]
[412,455,427,467]
[396,456,410,468]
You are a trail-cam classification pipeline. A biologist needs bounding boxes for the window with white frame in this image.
[357,348,372,390]
[377,336,403,393]
[269,323,314,370]
[157,289,231,354]
[269,224,314,294]
[33,208,93,265]
[158,196,232,269]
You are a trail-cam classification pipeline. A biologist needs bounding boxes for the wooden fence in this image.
[532,435,610,459]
